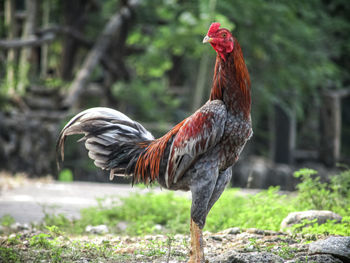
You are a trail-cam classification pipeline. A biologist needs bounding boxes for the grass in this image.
[206,187,294,232]
[34,168,350,237]
[3,168,349,237]
[0,247,20,263]
[0,214,15,227]
[0,230,188,262]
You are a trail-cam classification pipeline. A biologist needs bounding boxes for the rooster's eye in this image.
[222,33,226,37]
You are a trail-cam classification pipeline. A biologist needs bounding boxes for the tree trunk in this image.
[17,0,38,94]
[319,91,341,166]
[40,0,50,78]
[272,104,296,164]
[60,0,89,80]
[4,0,17,96]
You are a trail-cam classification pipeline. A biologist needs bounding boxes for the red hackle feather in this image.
[210,38,251,119]
[134,119,185,184]
[233,40,251,117]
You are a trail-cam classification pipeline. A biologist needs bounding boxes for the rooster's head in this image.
[203,22,234,60]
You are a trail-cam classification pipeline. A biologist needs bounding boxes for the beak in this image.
[202,35,212,43]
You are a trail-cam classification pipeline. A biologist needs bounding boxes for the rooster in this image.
[57,22,252,263]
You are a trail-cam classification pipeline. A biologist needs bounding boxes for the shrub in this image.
[294,168,350,215]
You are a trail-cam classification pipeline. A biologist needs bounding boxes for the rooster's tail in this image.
[56,107,154,181]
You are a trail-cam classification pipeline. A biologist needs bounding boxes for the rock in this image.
[211,235,223,241]
[10,222,31,232]
[280,210,342,230]
[233,156,295,190]
[154,224,163,231]
[21,223,30,230]
[235,157,269,189]
[221,227,241,235]
[263,230,284,236]
[76,258,90,263]
[212,251,284,263]
[8,233,17,239]
[286,254,343,263]
[116,221,128,232]
[85,225,109,235]
[309,236,350,262]
[246,228,265,235]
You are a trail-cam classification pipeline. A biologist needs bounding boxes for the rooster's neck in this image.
[209,40,251,119]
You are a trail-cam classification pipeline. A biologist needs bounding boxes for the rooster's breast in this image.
[219,112,252,170]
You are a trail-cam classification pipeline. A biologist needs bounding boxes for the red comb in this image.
[208,22,221,35]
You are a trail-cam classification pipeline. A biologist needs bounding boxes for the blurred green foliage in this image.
[294,168,350,213]
[1,0,349,115]
[58,168,74,182]
[122,0,349,119]
[0,214,15,227]
[112,79,180,121]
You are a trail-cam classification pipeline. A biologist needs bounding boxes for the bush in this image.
[294,168,350,215]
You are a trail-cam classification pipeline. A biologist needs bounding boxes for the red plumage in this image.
[57,22,252,263]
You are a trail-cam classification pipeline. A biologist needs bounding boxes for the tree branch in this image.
[63,0,139,108]
[37,26,93,48]
[0,25,94,50]
[0,33,55,49]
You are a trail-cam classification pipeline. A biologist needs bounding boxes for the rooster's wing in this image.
[165,100,227,187]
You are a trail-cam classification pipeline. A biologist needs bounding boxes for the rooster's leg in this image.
[188,167,232,263]
[206,167,232,215]
[189,218,205,263]
[188,165,218,263]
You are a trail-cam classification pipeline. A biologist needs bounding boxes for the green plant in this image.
[46,225,64,237]
[292,216,350,236]
[50,248,64,263]
[0,214,15,227]
[77,192,191,236]
[277,242,298,259]
[7,234,21,246]
[330,169,350,201]
[206,187,295,232]
[26,232,66,262]
[294,168,350,214]
[0,247,20,263]
[246,237,261,251]
[42,77,67,89]
[43,212,73,232]
[29,233,52,249]
[58,168,73,182]
[294,168,332,210]
[135,239,168,257]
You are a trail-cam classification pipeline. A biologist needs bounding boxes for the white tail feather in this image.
[57,107,154,178]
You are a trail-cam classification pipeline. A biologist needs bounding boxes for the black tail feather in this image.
[56,107,154,180]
